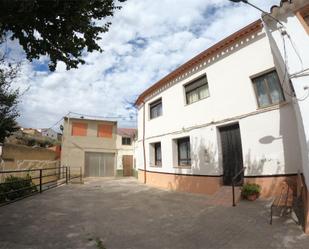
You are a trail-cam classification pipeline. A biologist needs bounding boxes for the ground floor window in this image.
[154,142,162,166]
[150,142,162,167]
[177,137,191,166]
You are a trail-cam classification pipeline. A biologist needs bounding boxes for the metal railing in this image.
[232,167,246,207]
[0,166,82,207]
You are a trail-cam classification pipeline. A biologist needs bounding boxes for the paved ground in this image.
[0,178,309,249]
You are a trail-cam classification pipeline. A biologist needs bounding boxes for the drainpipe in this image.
[66,115,70,167]
[0,143,3,171]
[142,101,147,184]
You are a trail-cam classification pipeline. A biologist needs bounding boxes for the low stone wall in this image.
[2,143,57,166]
[1,143,59,184]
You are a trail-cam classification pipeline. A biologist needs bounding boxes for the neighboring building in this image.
[41,128,59,140]
[21,128,41,136]
[61,117,136,177]
[116,128,137,177]
[134,19,303,199]
[264,0,309,233]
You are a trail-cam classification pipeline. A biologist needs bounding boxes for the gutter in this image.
[142,101,147,184]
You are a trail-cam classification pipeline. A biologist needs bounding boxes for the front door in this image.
[123,155,133,176]
[219,123,244,185]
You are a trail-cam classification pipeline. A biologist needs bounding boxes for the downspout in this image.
[66,115,70,167]
[142,101,147,184]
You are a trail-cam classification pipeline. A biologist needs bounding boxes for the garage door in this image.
[85,152,115,177]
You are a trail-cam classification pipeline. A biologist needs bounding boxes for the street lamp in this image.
[229,0,284,27]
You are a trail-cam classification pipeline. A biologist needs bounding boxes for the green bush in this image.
[0,175,37,203]
[241,183,261,197]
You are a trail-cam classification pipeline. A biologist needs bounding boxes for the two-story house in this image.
[134,19,303,198]
[61,117,136,177]
[264,0,309,233]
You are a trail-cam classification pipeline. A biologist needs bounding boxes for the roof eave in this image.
[135,19,263,107]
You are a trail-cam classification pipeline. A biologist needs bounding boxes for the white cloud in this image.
[10,0,280,130]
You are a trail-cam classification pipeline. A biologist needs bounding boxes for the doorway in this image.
[219,123,244,185]
[122,155,133,176]
[85,152,115,177]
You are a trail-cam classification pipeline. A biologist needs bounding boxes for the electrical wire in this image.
[279,27,309,101]
[297,90,309,102]
[46,110,137,131]
[286,32,304,71]
[68,111,137,122]
[47,109,138,131]
[279,28,296,98]
[261,11,309,102]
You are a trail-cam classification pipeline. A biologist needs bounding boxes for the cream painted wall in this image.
[136,29,302,177]
[61,118,117,174]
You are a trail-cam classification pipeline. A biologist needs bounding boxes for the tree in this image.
[0,59,20,143]
[0,0,126,71]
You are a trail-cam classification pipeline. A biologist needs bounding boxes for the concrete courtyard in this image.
[0,177,309,249]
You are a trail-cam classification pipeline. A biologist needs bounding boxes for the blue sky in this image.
[8,0,280,130]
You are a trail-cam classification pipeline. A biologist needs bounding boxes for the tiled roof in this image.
[117,128,137,137]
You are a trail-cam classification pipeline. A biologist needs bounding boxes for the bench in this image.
[269,180,295,225]
[270,172,303,225]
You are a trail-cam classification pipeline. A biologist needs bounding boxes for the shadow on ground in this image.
[0,177,308,249]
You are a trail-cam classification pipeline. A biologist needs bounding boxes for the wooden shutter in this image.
[97,124,113,138]
[71,123,87,136]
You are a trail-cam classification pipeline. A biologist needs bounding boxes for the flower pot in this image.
[246,194,258,201]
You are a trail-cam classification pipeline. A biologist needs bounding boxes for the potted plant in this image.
[241,183,261,201]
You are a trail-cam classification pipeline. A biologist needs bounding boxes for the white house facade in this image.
[263,0,309,233]
[134,20,303,198]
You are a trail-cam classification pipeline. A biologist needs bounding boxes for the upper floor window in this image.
[97,124,113,138]
[177,137,191,167]
[122,137,132,145]
[252,70,285,108]
[149,98,162,119]
[71,122,87,136]
[185,75,209,105]
[296,4,309,35]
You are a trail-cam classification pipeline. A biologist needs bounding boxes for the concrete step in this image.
[206,186,242,206]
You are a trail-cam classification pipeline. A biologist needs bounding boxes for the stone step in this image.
[205,186,242,206]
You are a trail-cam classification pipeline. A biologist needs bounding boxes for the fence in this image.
[0,166,82,207]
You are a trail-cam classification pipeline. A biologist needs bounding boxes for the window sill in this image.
[184,96,209,107]
[257,101,289,110]
[149,115,163,121]
[149,164,162,168]
[173,165,191,169]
